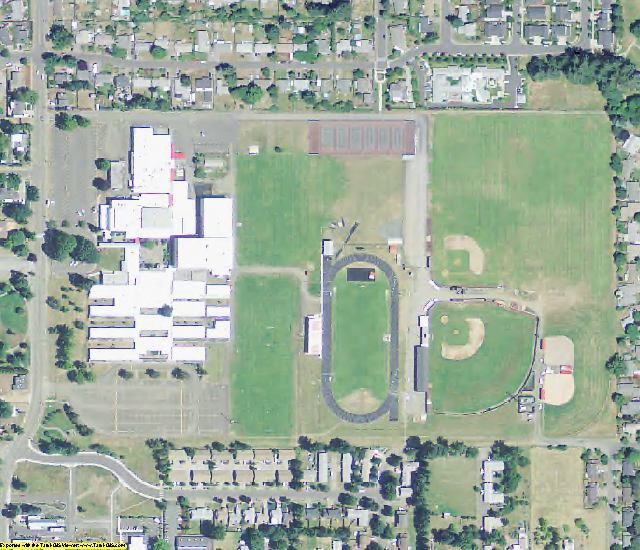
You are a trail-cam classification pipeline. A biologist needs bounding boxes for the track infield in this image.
[428,301,535,413]
[231,275,300,437]
[332,267,390,405]
[430,113,617,435]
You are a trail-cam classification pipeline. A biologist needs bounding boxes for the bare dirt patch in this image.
[440,315,449,325]
[444,235,485,275]
[543,373,575,406]
[441,318,485,360]
[339,388,382,414]
[543,335,575,366]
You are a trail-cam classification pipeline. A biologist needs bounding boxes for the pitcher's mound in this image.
[444,235,485,275]
[441,318,485,360]
[339,389,382,414]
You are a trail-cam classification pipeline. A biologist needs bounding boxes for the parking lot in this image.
[57,371,230,437]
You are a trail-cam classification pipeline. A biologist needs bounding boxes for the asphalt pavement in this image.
[320,253,399,423]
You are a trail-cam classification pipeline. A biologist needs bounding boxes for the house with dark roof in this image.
[526,6,547,20]
[485,22,506,39]
[524,24,549,41]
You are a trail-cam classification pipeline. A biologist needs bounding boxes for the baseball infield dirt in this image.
[441,318,485,360]
[444,235,485,275]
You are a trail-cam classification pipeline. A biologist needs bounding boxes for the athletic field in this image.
[332,269,390,407]
[231,275,299,437]
[428,301,535,413]
[430,113,617,435]
[236,153,346,268]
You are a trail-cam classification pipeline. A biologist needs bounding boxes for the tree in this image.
[230,82,264,105]
[26,184,39,202]
[158,304,173,317]
[110,45,127,58]
[201,520,226,540]
[379,470,399,500]
[606,353,627,377]
[48,24,74,49]
[10,87,38,105]
[445,14,464,27]
[0,399,13,418]
[11,476,26,491]
[3,203,31,224]
[359,496,379,511]
[338,492,356,506]
[55,112,78,131]
[171,367,188,380]
[216,63,237,87]
[92,177,109,191]
[43,228,77,261]
[118,368,134,380]
[194,167,206,178]
[74,115,90,128]
[71,235,99,263]
[146,368,161,378]
[153,541,171,550]
[69,273,94,291]
[95,158,111,171]
[150,45,167,59]
[631,19,640,39]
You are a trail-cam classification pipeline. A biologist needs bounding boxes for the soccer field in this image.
[231,275,300,437]
[332,269,390,405]
[428,301,535,413]
[430,113,617,435]
[236,153,346,269]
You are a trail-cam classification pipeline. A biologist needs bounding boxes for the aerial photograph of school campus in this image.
[2,0,640,548]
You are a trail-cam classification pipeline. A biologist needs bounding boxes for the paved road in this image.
[321,253,399,423]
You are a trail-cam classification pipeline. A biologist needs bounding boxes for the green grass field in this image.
[431,113,617,434]
[231,275,300,437]
[428,457,478,517]
[332,269,389,403]
[236,153,346,269]
[428,302,535,413]
[0,291,26,334]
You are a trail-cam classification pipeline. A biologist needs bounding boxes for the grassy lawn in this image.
[332,269,390,402]
[115,487,161,517]
[98,248,123,271]
[236,153,346,269]
[0,291,26,334]
[530,448,607,549]
[428,302,535,413]
[428,456,477,517]
[526,79,605,111]
[621,0,640,67]
[43,404,74,433]
[75,466,117,518]
[14,463,69,495]
[231,275,300,438]
[431,113,617,435]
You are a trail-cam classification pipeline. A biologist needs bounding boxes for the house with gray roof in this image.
[485,22,506,39]
[524,24,549,41]
[526,6,547,20]
[485,3,505,20]
[553,5,571,21]
[621,400,640,416]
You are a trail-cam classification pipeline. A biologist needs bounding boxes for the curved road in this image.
[321,253,399,423]
[20,442,164,500]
